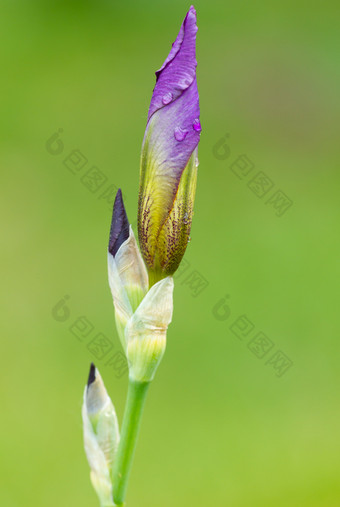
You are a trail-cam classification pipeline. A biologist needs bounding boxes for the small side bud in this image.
[82,364,119,506]
[108,190,148,349]
[125,277,174,382]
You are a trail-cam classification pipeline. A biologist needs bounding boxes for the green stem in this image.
[112,378,150,506]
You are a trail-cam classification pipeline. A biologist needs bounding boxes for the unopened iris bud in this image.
[82,364,119,506]
[126,276,174,382]
[108,189,148,348]
[138,6,201,286]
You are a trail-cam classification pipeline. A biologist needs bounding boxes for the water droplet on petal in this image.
[162,92,173,105]
[183,212,189,225]
[192,118,202,132]
[174,127,188,142]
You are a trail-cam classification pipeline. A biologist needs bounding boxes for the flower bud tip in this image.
[109,189,130,257]
[87,362,96,388]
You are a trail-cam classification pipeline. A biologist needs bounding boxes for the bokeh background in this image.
[1,1,339,505]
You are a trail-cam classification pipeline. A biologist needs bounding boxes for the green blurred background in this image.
[1,0,339,505]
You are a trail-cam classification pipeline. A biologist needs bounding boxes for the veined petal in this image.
[157,149,198,275]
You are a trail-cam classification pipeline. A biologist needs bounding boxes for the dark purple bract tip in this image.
[87,362,96,387]
[108,189,130,257]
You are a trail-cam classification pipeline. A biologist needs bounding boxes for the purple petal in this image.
[148,75,200,179]
[148,5,198,122]
[108,189,130,257]
[139,8,200,226]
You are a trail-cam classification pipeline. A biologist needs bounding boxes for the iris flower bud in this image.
[107,189,148,348]
[107,189,174,382]
[82,364,119,506]
[138,5,201,286]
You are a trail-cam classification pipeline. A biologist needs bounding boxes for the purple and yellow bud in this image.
[138,6,201,285]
